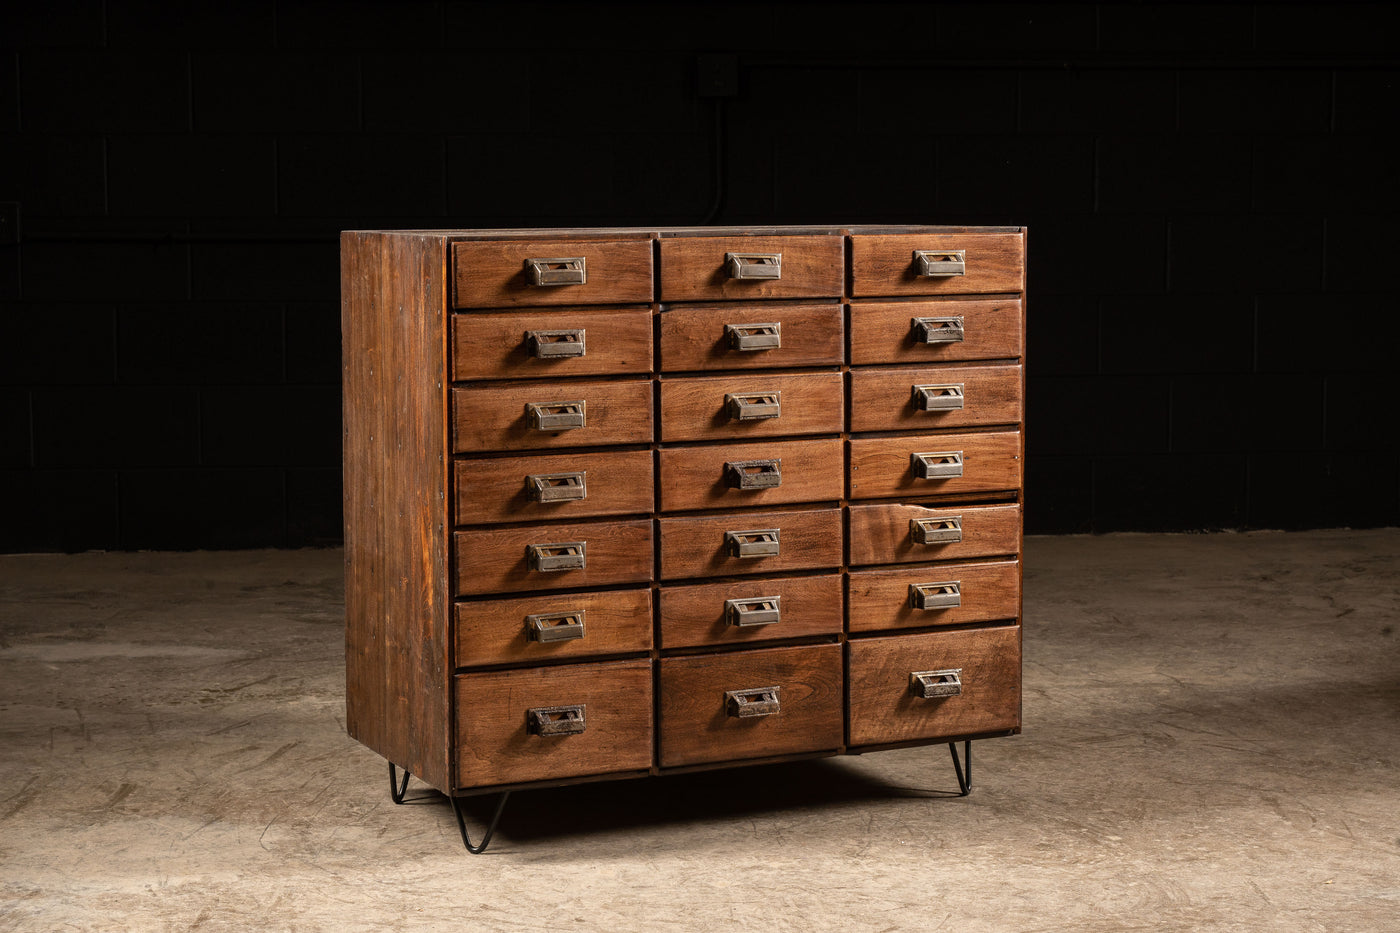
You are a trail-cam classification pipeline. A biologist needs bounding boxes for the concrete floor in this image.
[1,530,1397,931]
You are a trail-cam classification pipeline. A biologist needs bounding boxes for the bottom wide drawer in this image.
[454,659,653,789]
[659,643,843,768]
[848,626,1020,747]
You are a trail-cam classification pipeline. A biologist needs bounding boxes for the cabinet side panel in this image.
[343,232,451,793]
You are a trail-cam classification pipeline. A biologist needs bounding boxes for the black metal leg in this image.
[948,740,972,796]
[389,762,411,804]
[450,792,511,854]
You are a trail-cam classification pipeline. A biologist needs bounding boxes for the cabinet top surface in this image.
[343,224,1027,239]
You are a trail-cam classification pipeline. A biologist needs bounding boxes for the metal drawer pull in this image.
[725,391,781,421]
[909,581,962,610]
[526,328,586,358]
[912,316,965,344]
[525,256,587,286]
[725,252,783,280]
[912,383,965,411]
[527,704,587,735]
[725,458,782,490]
[914,249,966,277]
[526,541,586,572]
[725,528,780,559]
[910,669,963,699]
[910,515,963,545]
[911,450,964,479]
[526,400,586,431]
[725,322,782,351]
[725,596,781,627]
[725,686,782,718]
[526,471,587,502]
[526,610,586,642]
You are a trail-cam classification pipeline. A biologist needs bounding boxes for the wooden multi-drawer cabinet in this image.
[342,225,1025,848]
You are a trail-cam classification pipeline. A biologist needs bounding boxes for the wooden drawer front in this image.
[452,238,653,309]
[659,573,844,649]
[451,308,652,381]
[658,508,843,581]
[658,235,844,302]
[850,299,1023,366]
[452,378,652,453]
[454,449,653,525]
[659,372,843,443]
[850,233,1024,298]
[455,659,653,788]
[658,438,843,512]
[659,644,843,767]
[453,518,653,596]
[848,560,1020,634]
[850,363,1023,433]
[848,431,1022,500]
[848,626,1021,747]
[658,302,844,372]
[455,588,652,667]
[849,502,1020,566]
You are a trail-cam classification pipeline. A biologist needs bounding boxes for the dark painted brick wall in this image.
[2,1,1397,549]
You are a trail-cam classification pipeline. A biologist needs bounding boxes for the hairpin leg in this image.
[949,740,971,796]
[389,762,411,804]
[451,792,511,854]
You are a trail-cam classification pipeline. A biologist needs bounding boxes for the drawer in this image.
[659,372,843,443]
[849,299,1023,366]
[453,518,653,596]
[658,302,844,372]
[455,588,652,667]
[454,659,653,788]
[658,507,843,581]
[454,449,653,525]
[658,438,843,512]
[659,573,844,649]
[848,626,1021,747]
[451,308,652,381]
[452,378,652,453]
[659,643,843,767]
[848,560,1020,634]
[452,237,653,309]
[658,235,844,302]
[850,363,1023,433]
[849,501,1021,566]
[850,233,1024,298]
[848,431,1022,500]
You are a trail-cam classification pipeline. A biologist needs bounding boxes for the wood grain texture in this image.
[452,237,653,308]
[850,233,1025,297]
[342,231,452,793]
[848,501,1022,566]
[453,518,653,596]
[454,660,653,788]
[455,588,652,668]
[658,438,843,512]
[659,372,843,442]
[452,378,653,453]
[454,449,653,525]
[659,573,844,649]
[849,298,1024,365]
[848,626,1021,746]
[659,644,843,767]
[658,302,844,371]
[848,560,1020,633]
[848,431,1023,500]
[658,507,843,581]
[850,363,1023,433]
[450,307,652,380]
[658,235,844,301]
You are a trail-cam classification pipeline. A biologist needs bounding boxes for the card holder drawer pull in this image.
[908,581,962,610]
[725,458,782,490]
[526,471,587,502]
[912,316,965,344]
[725,528,781,559]
[725,596,781,627]
[725,252,783,280]
[526,328,586,358]
[910,669,963,699]
[910,515,962,545]
[725,322,782,351]
[526,541,586,572]
[527,704,587,735]
[725,686,782,718]
[914,249,966,277]
[525,256,587,286]
[525,609,586,643]
[912,383,965,412]
[725,391,781,421]
[526,400,586,431]
[911,450,964,479]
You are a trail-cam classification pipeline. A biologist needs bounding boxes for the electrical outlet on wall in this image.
[0,203,18,245]
[697,54,738,98]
